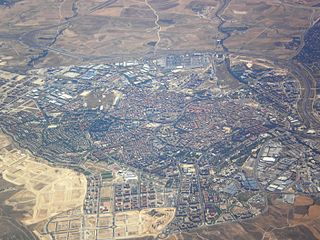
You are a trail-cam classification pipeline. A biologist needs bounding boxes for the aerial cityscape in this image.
[0,0,319,240]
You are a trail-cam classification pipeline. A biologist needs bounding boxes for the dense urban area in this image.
[1,45,320,239]
[0,0,320,239]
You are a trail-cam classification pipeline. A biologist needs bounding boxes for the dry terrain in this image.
[41,207,176,239]
[165,195,320,240]
[0,1,320,240]
[222,0,320,59]
[0,0,220,70]
[1,0,319,69]
[0,177,38,240]
[0,133,87,225]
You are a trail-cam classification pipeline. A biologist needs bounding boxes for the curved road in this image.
[287,61,320,130]
[215,0,320,131]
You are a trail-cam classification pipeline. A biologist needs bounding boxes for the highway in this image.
[215,0,320,132]
[286,60,320,130]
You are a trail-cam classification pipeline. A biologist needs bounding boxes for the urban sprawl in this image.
[0,50,319,239]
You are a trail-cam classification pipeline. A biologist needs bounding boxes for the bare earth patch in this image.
[0,133,87,225]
